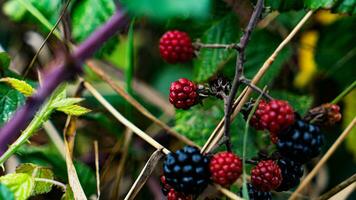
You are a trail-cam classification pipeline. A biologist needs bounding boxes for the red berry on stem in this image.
[209,152,242,186]
[250,99,295,143]
[251,160,282,191]
[159,30,194,63]
[169,78,198,109]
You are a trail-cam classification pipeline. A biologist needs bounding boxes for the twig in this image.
[0,10,129,155]
[289,117,356,200]
[201,89,247,153]
[240,78,273,100]
[316,173,356,200]
[86,62,197,146]
[331,80,356,104]
[223,0,264,152]
[94,141,101,200]
[204,10,314,153]
[23,0,72,77]
[34,178,67,192]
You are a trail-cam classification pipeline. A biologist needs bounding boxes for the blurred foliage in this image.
[0,0,355,199]
[121,0,212,21]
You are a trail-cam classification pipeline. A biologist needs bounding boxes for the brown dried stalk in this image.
[316,173,356,200]
[289,117,356,200]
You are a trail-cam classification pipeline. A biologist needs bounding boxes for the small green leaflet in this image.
[0,77,35,97]
[56,105,91,116]
[51,98,85,108]
[0,85,25,126]
[0,184,15,200]
[16,163,54,196]
[0,173,34,200]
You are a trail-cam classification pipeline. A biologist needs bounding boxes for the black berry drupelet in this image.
[163,146,210,195]
[277,119,324,163]
[239,183,272,200]
[275,157,304,191]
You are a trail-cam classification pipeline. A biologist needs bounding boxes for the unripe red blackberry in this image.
[250,99,295,142]
[169,78,199,109]
[167,189,192,200]
[251,160,282,191]
[304,103,342,126]
[209,152,242,186]
[159,30,194,63]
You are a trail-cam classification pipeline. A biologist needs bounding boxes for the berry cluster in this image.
[158,29,338,200]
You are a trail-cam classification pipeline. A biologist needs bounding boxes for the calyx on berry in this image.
[159,30,195,63]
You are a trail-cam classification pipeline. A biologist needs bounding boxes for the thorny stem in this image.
[223,0,264,152]
[240,78,273,100]
[0,10,129,155]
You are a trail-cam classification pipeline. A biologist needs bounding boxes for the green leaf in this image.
[0,77,35,97]
[265,0,304,11]
[0,173,34,200]
[270,91,313,115]
[0,184,15,200]
[51,98,84,108]
[121,0,211,21]
[174,99,258,157]
[0,52,11,70]
[56,105,91,116]
[16,163,54,196]
[303,0,334,9]
[0,85,26,126]
[315,17,356,88]
[194,13,241,82]
[61,185,74,200]
[71,0,117,56]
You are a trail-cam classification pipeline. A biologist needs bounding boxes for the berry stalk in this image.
[0,10,129,155]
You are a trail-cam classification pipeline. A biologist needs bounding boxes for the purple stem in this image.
[0,10,129,155]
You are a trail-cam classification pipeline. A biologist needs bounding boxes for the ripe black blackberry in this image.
[239,183,272,200]
[277,119,324,163]
[163,146,210,194]
[275,157,304,191]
